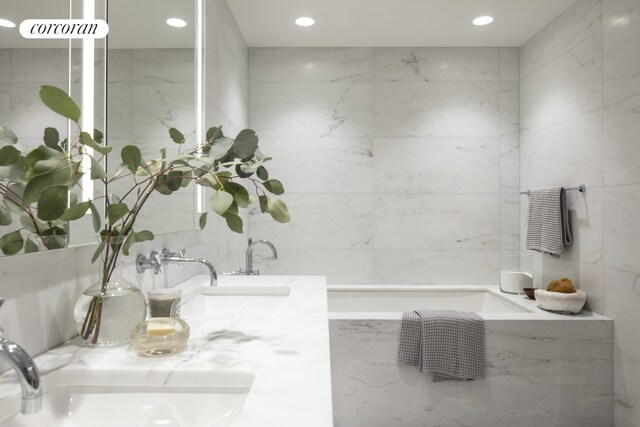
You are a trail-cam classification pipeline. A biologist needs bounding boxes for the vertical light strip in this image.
[81,0,95,202]
[195,0,205,213]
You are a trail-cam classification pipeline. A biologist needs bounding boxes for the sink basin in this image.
[0,369,254,427]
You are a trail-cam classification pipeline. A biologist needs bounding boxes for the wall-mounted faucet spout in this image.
[245,238,278,276]
[0,299,42,414]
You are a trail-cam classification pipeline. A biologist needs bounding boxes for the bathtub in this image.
[327,285,613,427]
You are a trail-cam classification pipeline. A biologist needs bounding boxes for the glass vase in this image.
[73,270,147,347]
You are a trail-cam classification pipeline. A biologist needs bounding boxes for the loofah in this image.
[546,277,576,294]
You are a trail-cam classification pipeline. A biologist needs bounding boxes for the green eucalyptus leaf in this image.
[0,204,11,226]
[256,166,269,181]
[39,85,80,122]
[258,195,268,213]
[0,230,24,255]
[121,145,142,172]
[91,238,107,263]
[24,238,39,254]
[210,190,233,215]
[223,211,243,233]
[37,185,68,221]
[208,137,233,160]
[199,212,207,229]
[235,163,253,179]
[80,132,112,155]
[93,129,104,144]
[0,145,20,166]
[41,226,67,250]
[43,127,61,151]
[60,200,91,221]
[206,126,223,142]
[169,128,185,144]
[90,156,107,180]
[107,202,129,225]
[225,182,250,208]
[89,200,101,232]
[232,129,259,160]
[122,230,154,256]
[263,179,285,195]
[267,198,290,223]
[0,127,18,145]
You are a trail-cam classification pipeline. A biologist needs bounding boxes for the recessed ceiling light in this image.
[295,17,315,27]
[0,18,16,28]
[166,18,187,28]
[472,16,494,26]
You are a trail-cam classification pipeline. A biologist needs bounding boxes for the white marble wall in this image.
[0,0,248,357]
[248,47,520,284]
[521,1,640,425]
[330,317,613,427]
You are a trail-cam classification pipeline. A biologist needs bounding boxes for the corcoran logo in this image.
[19,19,109,39]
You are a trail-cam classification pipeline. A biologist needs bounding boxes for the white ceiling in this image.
[227,0,576,47]
[0,0,194,49]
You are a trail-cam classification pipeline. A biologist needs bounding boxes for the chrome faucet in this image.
[137,249,218,286]
[244,238,278,276]
[0,299,42,415]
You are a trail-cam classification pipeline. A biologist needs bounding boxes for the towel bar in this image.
[520,184,586,196]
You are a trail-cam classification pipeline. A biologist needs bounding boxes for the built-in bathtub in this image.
[328,285,613,427]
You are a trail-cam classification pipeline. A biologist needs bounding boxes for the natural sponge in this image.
[547,277,576,294]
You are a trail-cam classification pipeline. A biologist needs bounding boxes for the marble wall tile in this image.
[603,266,640,426]
[373,137,500,194]
[253,249,374,284]
[373,249,498,285]
[131,83,195,138]
[559,186,605,265]
[373,81,500,138]
[521,32,602,132]
[373,47,500,82]
[520,0,602,79]
[520,111,603,190]
[105,83,133,138]
[249,82,373,138]
[260,137,374,194]
[499,82,520,138]
[579,261,605,313]
[131,49,195,83]
[249,194,374,250]
[10,49,69,83]
[10,83,67,138]
[0,83,9,127]
[500,137,520,193]
[603,5,640,185]
[249,48,373,82]
[106,49,132,83]
[374,194,499,250]
[604,184,640,272]
[500,195,520,251]
[499,47,520,82]
[603,0,640,26]
[0,50,10,82]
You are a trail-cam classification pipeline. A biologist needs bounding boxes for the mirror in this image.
[102,0,198,236]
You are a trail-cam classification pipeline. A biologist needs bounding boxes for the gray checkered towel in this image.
[525,187,573,255]
[398,310,485,381]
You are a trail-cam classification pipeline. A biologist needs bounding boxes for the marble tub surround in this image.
[248,47,520,284]
[0,275,333,427]
[520,1,640,424]
[329,286,613,427]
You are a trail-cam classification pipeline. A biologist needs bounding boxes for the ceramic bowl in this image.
[534,289,586,314]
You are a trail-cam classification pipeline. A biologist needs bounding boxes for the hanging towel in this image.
[525,187,573,255]
[398,310,485,381]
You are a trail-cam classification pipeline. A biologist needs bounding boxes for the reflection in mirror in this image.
[0,0,74,255]
[104,0,197,236]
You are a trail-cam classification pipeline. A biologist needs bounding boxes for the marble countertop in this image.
[0,275,333,426]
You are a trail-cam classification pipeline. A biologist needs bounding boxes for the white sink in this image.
[199,285,291,297]
[0,369,254,427]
